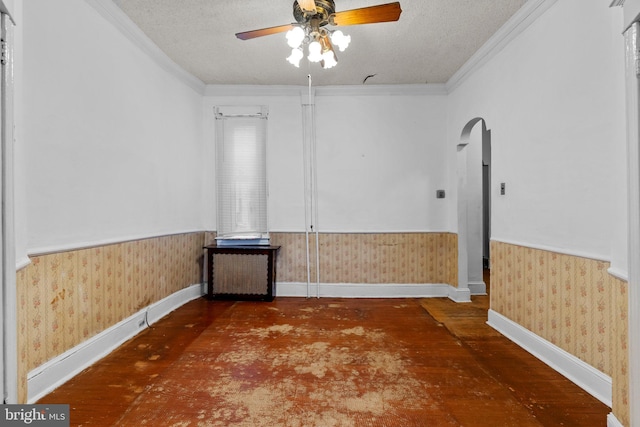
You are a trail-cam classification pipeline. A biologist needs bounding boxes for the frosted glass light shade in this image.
[322,51,337,69]
[307,41,323,62]
[331,30,351,52]
[287,48,303,67]
[286,26,305,48]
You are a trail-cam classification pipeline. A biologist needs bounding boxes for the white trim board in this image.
[607,413,624,427]
[276,282,475,302]
[490,237,611,264]
[487,309,612,407]
[607,266,629,282]
[27,283,206,403]
[467,281,487,296]
[624,22,640,427]
[27,229,204,258]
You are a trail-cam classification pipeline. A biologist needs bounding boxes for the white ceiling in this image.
[112,0,528,87]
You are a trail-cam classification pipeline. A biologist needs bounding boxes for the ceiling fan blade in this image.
[331,2,402,26]
[236,24,295,40]
[297,0,317,13]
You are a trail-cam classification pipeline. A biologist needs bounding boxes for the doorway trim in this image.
[623,19,640,427]
[457,118,489,298]
[1,3,16,404]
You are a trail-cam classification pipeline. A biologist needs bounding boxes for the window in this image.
[215,106,269,245]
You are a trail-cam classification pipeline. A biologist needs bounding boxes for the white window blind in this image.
[215,106,269,243]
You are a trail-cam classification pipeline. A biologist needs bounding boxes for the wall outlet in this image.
[500,183,506,195]
[436,190,445,199]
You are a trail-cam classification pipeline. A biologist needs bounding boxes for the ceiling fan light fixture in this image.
[234,1,402,70]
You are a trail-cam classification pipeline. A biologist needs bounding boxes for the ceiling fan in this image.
[235,0,402,69]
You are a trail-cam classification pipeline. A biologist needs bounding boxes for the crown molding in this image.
[205,85,306,97]
[315,84,448,97]
[84,0,206,95]
[446,0,559,93]
[204,83,448,98]
[0,0,15,24]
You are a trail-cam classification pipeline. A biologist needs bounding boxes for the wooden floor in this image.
[39,280,610,426]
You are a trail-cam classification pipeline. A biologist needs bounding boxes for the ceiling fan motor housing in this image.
[293,0,335,26]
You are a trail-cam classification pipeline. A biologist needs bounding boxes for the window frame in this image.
[214,105,270,245]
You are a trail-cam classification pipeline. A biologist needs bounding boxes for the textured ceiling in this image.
[113,0,527,86]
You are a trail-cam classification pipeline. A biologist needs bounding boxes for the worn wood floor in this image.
[38,280,609,426]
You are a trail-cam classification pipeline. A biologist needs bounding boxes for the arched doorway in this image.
[458,118,490,296]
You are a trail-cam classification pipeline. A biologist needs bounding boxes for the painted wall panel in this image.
[313,94,449,232]
[447,0,626,267]
[21,0,204,255]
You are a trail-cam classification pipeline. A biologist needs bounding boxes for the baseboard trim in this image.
[468,280,487,296]
[607,412,624,427]
[448,286,472,303]
[277,282,456,299]
[27,283,206,403]
[487,309,612,407]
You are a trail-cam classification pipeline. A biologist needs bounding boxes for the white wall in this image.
[203,87,450,234]
[314,92,449,232]
[623,0,640,29]
[20,0,204,256]
[447,0,627,268]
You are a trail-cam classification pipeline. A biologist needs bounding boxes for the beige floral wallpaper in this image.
[491,241,629,426]
[270,232,458,287]
[16,232,205,403]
